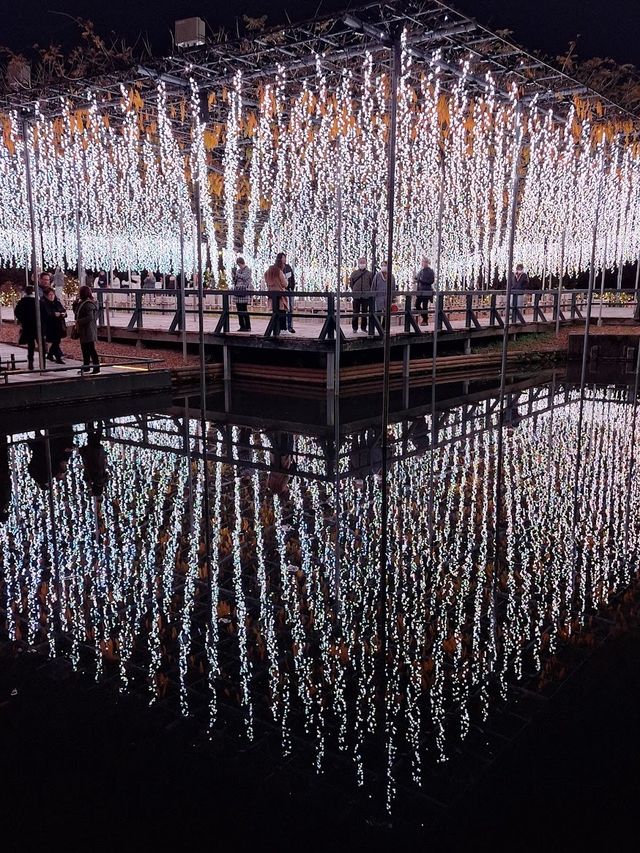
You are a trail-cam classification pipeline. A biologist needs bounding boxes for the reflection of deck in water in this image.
[2,375,639,820]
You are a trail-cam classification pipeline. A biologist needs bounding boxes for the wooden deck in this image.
[0,343,172,412]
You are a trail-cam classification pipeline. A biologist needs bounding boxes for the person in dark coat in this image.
[508,264,529,320]
[266,431,296,496]
[349,257,374,333]
[79,422,109,497]
[414,256,435,324]
[72,285,100,374]
[27,427,75,490]
[14,285,44,370]
[41,286,68,363]
[349,427,383,485]
[371,262,397,335]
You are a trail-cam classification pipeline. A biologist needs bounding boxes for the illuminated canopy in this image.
[0,0,638,287]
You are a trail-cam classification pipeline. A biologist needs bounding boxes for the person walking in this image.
[73,285,100,374]
[276,252,297,333]
[508,263,529,321]
[265,261,288,337]
[41,286,68,363]
[349,257,374,333]
[14,285,43,370]
[232,257,253,331]
[415,256,435,324]
[371,261,396,335]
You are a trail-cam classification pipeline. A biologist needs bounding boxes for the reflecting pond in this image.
[1,372,639,812]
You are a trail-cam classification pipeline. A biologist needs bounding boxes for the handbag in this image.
[70,322,79,340]
[59,316,68,339]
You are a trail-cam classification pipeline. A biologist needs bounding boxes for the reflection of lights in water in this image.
[2,388,640,810]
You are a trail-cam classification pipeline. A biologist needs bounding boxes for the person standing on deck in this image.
[508,263,529,320]
[371,261,396,335]
[276,252,297,334]
[349,257,374,333]
[37,271,51,297]
[232,257,253,331]
[265,262,288,337]
[14,285,44,370]
[41,286,67,364]
[414,256,435,325]
[72,285,100,374]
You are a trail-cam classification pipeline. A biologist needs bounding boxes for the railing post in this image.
[96,289,105,326]
[136,290,143,329]
[327,293,336,341]
[223,291,230,334]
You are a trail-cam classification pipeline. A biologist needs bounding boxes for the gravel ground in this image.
[0,321,200,370]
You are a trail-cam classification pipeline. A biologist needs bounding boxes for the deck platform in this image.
[0,343,172,413]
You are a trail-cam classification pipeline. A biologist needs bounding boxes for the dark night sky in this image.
[0,0,639,67]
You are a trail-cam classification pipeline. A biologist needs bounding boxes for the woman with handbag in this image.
[41,286,68,364]
[72,285,100,374]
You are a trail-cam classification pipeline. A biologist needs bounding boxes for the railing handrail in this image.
[89,285,640,297]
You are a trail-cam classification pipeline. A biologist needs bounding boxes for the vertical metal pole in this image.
[381,39,400,455]
[493,101,523,573]
[597,235,607,327]
[22,116,45,371]
[555,229,566,337]
[76,213,84,289]
[191,134,213,687]
[76,139,85,291]
[570,151,606,570]
[194,183,206,406]
[334,158,343,610]
[428,159,445,545]
[378,34,401,733]
[180,208,187,363]
[106,240,113,344]
[623,328,640,554]
[335,159,342,399]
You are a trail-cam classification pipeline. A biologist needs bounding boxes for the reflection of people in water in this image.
[0,433,10,522]
[349,427,383,485]
[407,416,430,454]
[27,426,75,489]
[502,392,523,430]
[237,426,253,475]
[266,431,296,496]
[79,422,110,497]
